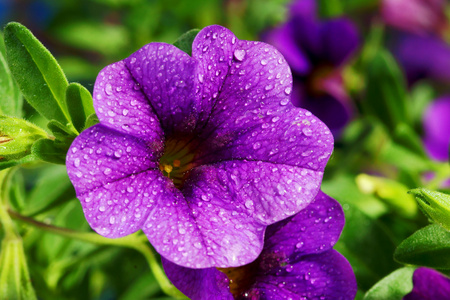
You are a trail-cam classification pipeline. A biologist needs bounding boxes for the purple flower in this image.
[423,96,450,161]
[162,191,357,299]
[403,267,450,299]
[381,0,448,36]
[394,34,450,84]
[263,0,359,135]
[66,25,333,269]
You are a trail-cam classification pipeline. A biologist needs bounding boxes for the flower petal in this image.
[264,191,345,257]
[394,34,450,84]
[125,43,199,135]
[321,19,359,66]
[423,96,450,161]
[404,267,450,300]
[249,250,356,300]
[192,25,238,125]
[161,257,233,300]
[263,21,312,75]
[93,60,163,142]
[195,39,333,171]
[143,177,265,268]
[66,124,162,237]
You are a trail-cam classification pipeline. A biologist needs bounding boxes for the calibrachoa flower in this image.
[394,34,450,85]
[66,25,333,268]
[162,191,357,299]
[403,267,450,299]
[381,0,448,36]
[423,96,450,161]
[263,0,359,135]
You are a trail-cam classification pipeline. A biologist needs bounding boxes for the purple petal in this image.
[381,0,447,35]
[191,25,238,125]
[321,19,359,66]
[423,96,450,161]
[404,267,450,300]
[142,183,265,268]
[93,60,163,142]
[289,0,317,19]
[66,124,162,237]
[249,250,356,300]
[394,34,450,84]
[195,39,333,170]
[162,257,233,300]
[264,191,345,257]
[263,21,312,75]
[125,43,199,135]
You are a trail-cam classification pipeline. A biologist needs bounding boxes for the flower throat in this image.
[158,136,196,189]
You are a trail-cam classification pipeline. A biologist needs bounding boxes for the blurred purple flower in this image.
[403,267,450,299]
[66,25,333,269]
[394,34,450,84]
[423,96,450,161]
[263,0,359,135]
[381,0,448,36]
[162,191,357,300]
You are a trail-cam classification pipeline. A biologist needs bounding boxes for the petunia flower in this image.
[422,96,450,161]
[403,267,450,299]
[66,25,333,269]
[393,34,450,85]
[381,0,448,36]
[263,0,359,136]
[162,191,357,300]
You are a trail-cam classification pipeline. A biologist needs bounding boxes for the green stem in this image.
[8,209,186,299]
[0,169,18,239]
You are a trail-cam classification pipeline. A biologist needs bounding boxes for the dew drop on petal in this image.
[302,127,313,136]
[284,87,292,95]
[73,158,80,167]
[233,49,245,61]
[105,84,113,95]
[104,168,112,175]
[244,200,254,208]
[253,142,261,150]
[260,59,268,65]
[280,98,289,106]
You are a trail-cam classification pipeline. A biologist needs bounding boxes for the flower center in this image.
[159,136,196,188]
[306,64,335,96]
[218,251,287,298]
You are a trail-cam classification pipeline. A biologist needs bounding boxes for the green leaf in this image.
[322,176,400,291]
[0,33,22,117]
[0,115,48,161]
[356,174,418,218]
[394,224,450,269]
[364,50,409,131]
[31,138,68,164]
[409,188,450,231]
[47,120,77,140]
[0,154,38,171]
[65,83,94,133]
[4,22,70,124]
[0,238,37,300]
[173,29,200,56]
[318,0,344,18]
[85,113,100,129]
[363,267,415,300]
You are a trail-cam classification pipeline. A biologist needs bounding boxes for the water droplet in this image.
[178,228,186,234]
[272,116,280,123]
[260,59,268,65]
[284,87,292,95]
[233,49,245,61]
[265,84,273,91]
[109,216,116,224]
[73,158,80,167]
[105,83,113,95]
[104,168,112,175]
[244,200,254,208]
[126,146,132,153]
[122,109,129,116]
[127,186,134,193]
[296,242,303,248]
[99,205,106,212]
[198,73,204,83]
[114,150,122,158]
[302,127,312,136]
[130,57,136,64]
[253,142,261,150]
[280,98,289,106]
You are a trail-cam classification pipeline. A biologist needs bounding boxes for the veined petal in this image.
[66,124,162,237]
[94,61,163,142]
[125,43,199,135]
